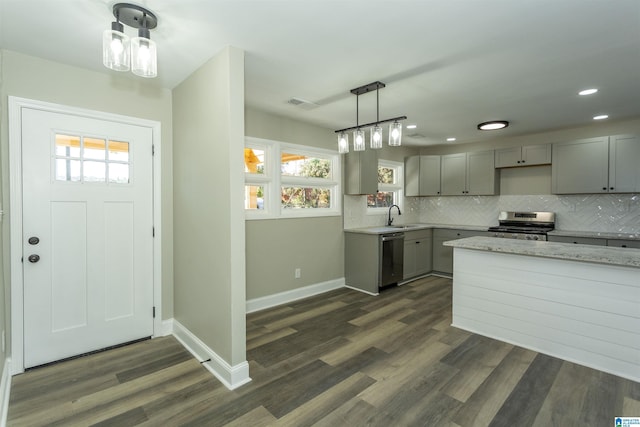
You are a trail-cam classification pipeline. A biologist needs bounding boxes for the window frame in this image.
[245,137,342,220]
[367,159,404,215]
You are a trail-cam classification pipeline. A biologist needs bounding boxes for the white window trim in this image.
[367,159,404,216]
[245,137,342,220]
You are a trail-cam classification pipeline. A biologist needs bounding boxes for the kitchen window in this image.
[367,159,403,213]
[244,137,341,219]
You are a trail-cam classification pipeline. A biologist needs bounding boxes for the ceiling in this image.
[2,0,640,147]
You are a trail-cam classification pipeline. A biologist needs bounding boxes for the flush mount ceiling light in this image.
[593,114,609,120]
[579,88,598,96]
[335,81,407,153]
[103,3,158,78]
[477,120,509,131]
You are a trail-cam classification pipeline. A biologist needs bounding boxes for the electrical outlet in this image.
[295,268,301,279]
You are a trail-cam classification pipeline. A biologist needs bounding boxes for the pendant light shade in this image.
[370,125,383,149]
[131,28,157,78]
[103,22,130,71]
[353,129,366,151]
[338,132,349,154]
[389,121,402,146]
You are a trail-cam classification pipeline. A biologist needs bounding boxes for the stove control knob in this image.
[532,235,539,241]
[525,235,532,240]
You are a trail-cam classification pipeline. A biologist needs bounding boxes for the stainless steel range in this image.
[488,211,555,241]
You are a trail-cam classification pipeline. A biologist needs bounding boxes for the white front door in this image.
[21,107,154,368]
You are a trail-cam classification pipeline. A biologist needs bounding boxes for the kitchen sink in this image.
[389,224,421,229]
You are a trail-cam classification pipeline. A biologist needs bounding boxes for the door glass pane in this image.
[244,185,264,209]
[55,159,81,182]
[84,161,106,182]
[281,187,331,209]
[84,137,107,160]
[55,134,81,157]
[281,153,331,178]
[109,163,130,184]
[109,140,130,162]
[244,148,265,174]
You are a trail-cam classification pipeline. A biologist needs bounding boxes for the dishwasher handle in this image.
[381,233,404,241]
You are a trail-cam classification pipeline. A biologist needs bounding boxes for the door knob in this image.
[28,254,40,263]
[28,237,40,245]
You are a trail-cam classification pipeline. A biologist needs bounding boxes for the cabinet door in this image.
[609,135,640,193]
[466,150,496,195]
[419,156,441,196]
[547,235,607,245]
[415,237,433,275]
[551,137,609,194]
[403,239,417,279]
[607,239,640,249]
[522,144,551,166]
[404,156,420,196]
[345,149,378,195]
[495,146,521,168]
[441,153,467,195]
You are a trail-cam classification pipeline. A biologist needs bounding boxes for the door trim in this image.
[8,96,163,375]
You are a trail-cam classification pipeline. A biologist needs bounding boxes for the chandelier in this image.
[335,81,406,154]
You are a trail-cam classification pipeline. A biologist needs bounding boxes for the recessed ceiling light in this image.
[593,114,609,120]
[447,137,456,142]
[477,120,509,131]
[579,88,598,96]
[406,124,417,129]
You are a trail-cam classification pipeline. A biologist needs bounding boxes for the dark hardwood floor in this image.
[7,276,640,426]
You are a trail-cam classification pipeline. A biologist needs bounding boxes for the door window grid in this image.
[55,134,130,184]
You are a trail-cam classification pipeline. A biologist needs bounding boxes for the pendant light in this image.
[103,3,158,78]
[334,81,406,153]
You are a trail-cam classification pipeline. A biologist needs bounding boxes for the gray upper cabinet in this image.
[552,135,640,194]
[495,144,551,168]
[344,149,378,195]
[441,150,497,195]
[405,155,441,196]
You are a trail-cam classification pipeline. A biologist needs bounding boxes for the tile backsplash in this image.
[345,194,640,233]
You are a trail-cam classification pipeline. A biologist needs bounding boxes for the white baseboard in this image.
[171,320,251,391]
[246,278,345,313]
[0,358,11,427]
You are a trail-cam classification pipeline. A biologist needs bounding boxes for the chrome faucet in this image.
[387,204,401,226]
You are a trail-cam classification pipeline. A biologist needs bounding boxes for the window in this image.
[367,159,403,212]
[54,134,130,184]
[244,138,341,219]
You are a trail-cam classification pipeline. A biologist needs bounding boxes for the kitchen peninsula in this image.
[445,236,640,382]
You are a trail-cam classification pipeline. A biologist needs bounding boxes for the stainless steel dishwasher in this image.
[379,232,404,288]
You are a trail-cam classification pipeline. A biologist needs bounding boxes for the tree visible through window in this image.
[367,160,403,209]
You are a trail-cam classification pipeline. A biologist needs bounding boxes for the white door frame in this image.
[8,96,163,375]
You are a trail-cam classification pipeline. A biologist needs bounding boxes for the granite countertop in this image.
[548,229,640,241]
[444,236,640,268]
[345,223,489,235]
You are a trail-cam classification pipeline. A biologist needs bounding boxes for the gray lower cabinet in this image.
[432,229,489,275]
[547,235,607,246]
[344,232,379,294]
[607,239,640,249]
[549,235,640,248]
[403,229,432,280]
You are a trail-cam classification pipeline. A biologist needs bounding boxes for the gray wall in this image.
[0,50,174,371]
[173,47,246,365]
[244,107,345,300]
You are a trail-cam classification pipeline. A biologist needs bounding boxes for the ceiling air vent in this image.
[287,97,319,110]
[407,133,427,139]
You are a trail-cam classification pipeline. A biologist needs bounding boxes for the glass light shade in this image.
[102,24,130,71]
[370,125,383,149]
[338,132,349,153]
[389,122,402,146]
[353,129,366,151]
[131,36,157,78]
